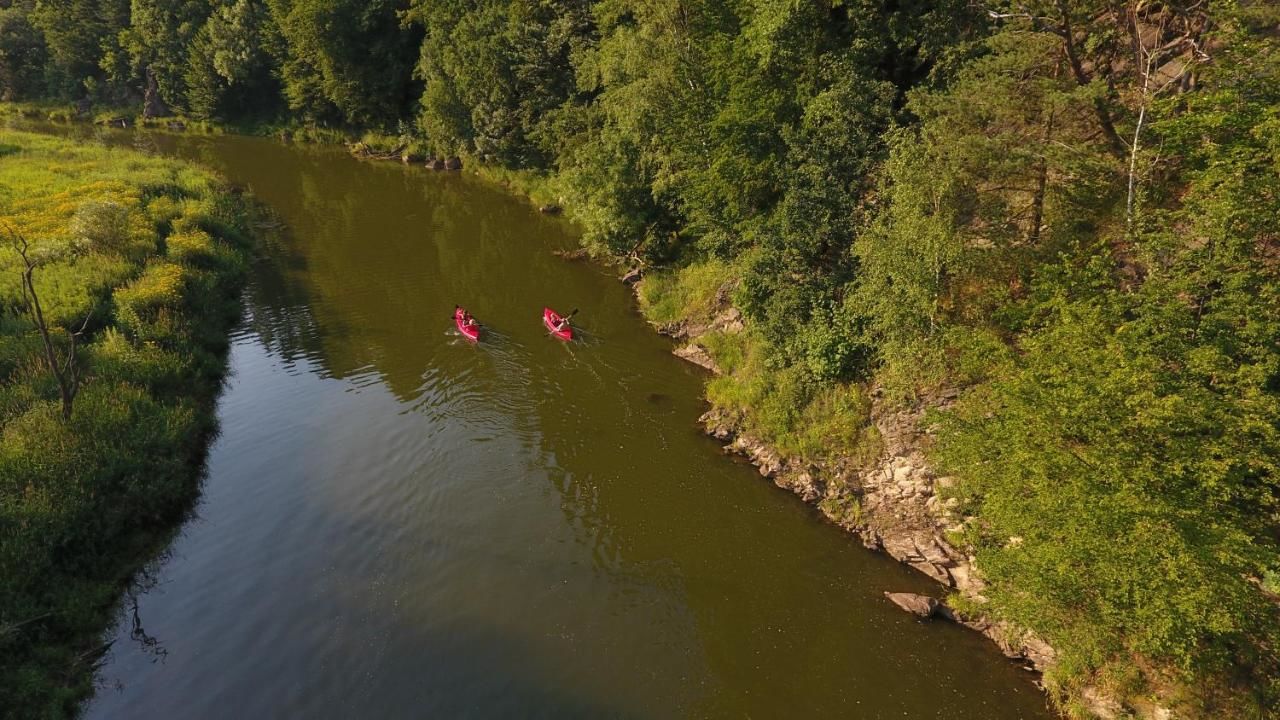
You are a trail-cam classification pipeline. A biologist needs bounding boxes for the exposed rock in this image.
[1081,686,1125,720]
[700,409,734,441]
[884,592,942,619]
[630,262,1155,715]
[680,319,1085,707]
[426,157,446,170]
[539,204,563,215]
[620,267,643,285]
[712,306,744,333]
[673,344,719,374]
[402,151,424,164]
[656,320,689,340]
[166,120,186,132]
[552,248,589,261]
[647,292,742,342]
[444,156,463,170]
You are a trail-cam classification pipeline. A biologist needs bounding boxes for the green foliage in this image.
[184,0,283,121]
[704,330,877,465]
[637,259,736,326]
[0,5,48,102]
[116,0,210,111]
[0,131,251,717]
[914,8,1280,712]
[4,0,1280,714]
[407,0,594,164]
[267,0,418,126]
[28,0,130,99]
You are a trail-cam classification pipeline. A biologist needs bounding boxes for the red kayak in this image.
[543,307,573,340]
[454,307,480,341]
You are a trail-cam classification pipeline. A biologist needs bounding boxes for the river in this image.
[57,129,1051,718]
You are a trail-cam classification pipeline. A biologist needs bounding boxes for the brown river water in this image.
[39,127,1051,718]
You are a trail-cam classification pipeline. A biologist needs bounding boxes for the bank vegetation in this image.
[0,131,253,715]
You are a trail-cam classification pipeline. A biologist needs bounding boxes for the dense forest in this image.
[1,0,1278,717]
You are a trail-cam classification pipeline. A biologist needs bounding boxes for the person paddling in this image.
[553,308,578,332]
[543,307,576,340]
[454,305,481,340]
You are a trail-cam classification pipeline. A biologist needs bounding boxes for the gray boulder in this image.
[884,592,942,618]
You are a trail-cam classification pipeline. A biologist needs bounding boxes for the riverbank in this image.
[0,131,257,716]
[7,112,1065,710]
[7,111,1271,719]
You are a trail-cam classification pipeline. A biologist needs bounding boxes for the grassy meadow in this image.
[0,130,254,716]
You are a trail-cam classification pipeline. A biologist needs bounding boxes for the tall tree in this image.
[116,0,211,114]
[185,0,280,120]
[30,0,130,98]
[267,0,418,126]
[0,3,47,101]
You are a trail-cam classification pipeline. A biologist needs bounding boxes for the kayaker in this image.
[554,315,570,332]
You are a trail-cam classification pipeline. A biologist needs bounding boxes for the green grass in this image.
[637,259,738,326]
[705,342,878,464]
[0,130,255,717]
[467,163,567,216]
[0,101,84,123]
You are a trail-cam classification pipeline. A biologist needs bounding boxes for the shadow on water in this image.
[7,122,1055,719]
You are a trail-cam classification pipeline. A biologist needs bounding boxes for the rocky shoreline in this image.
[633,273,1142,720]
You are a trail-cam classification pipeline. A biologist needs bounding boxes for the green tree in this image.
[267,0,418,126]
[926,7,1280,711]
[407,0,594,165]
[30,0,130,98]
[185,0,280,120]
[0,3,47,101]
[117,0,211,113]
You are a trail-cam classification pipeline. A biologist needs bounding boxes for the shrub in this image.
[69,199,146,258]
[164,229,217,266]
[145,195,183,231]
[113,260,186,338]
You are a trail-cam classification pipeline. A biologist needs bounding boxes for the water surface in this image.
[59,130,1051,718]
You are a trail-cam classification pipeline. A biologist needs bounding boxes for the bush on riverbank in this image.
[0,131,252,716]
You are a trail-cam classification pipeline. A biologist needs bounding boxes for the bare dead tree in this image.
[6,225,93,420]
[987,1,1211,228]
[1123,2,1210,232]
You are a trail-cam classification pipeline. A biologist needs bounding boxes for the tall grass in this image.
[637,259,738,326]
[0,130,254,716]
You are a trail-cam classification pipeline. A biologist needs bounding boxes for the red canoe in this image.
[454,307,480,341]
[543,307,573,340]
